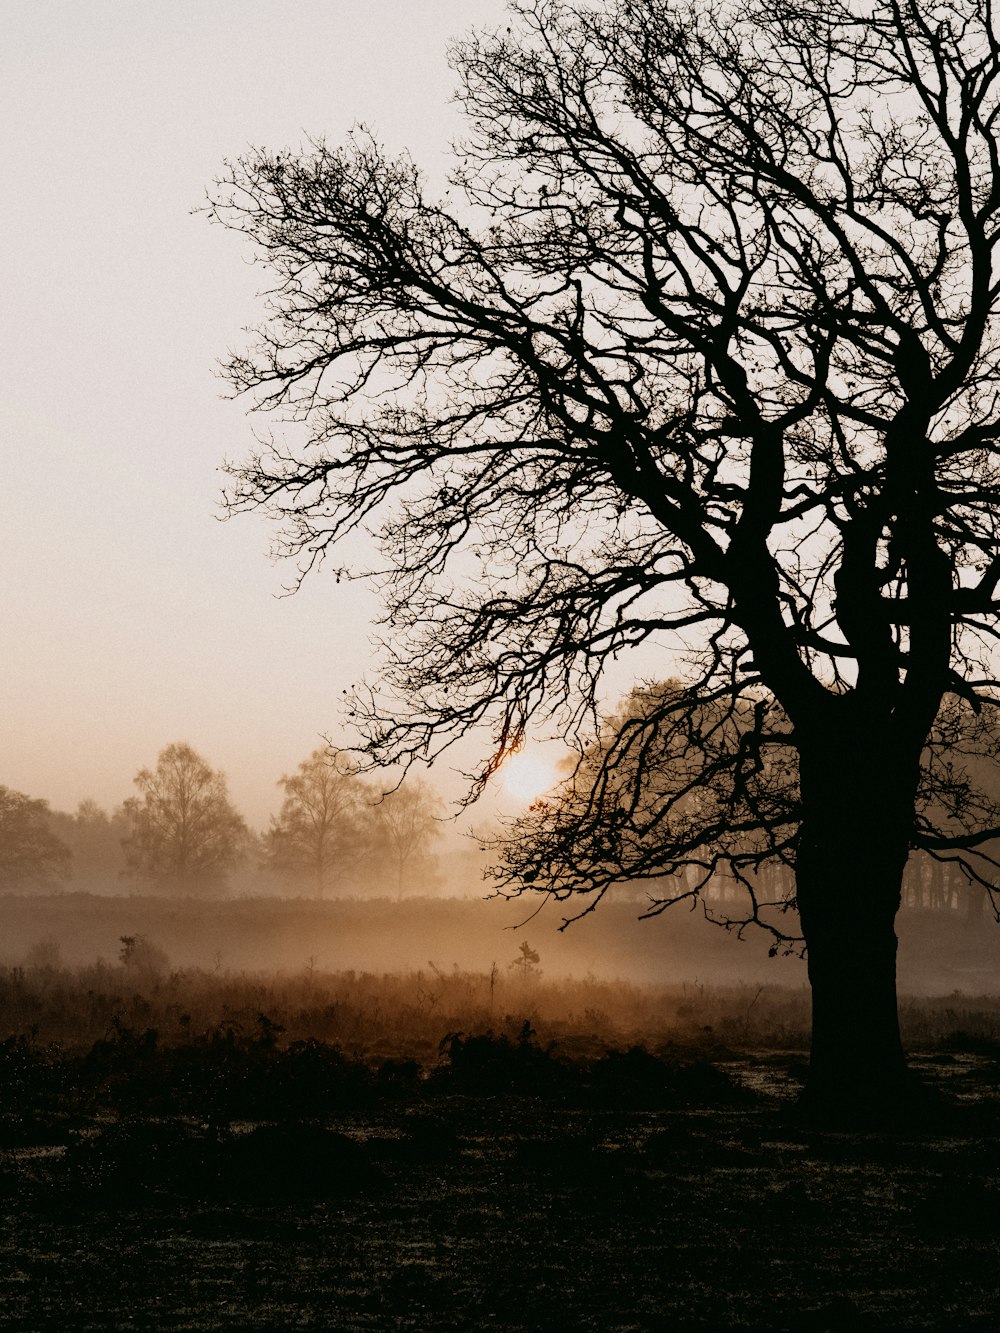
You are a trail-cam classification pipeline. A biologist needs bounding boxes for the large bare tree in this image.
[211,0,1000,1112]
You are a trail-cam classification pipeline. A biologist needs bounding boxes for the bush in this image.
[434,1020,569,1096]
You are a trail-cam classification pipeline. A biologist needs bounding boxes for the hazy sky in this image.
[1,0,524,827]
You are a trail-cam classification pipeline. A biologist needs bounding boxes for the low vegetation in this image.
[2,956,1000,1327]
[4,955,1000,1085]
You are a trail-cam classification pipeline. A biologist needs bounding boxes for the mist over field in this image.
[5,736,998,996]
[3,888,1000,997]
[5,740,1000,995]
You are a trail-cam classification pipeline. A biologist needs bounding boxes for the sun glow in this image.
[500,748,563,803]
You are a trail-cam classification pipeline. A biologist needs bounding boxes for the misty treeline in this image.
[0,743,450,899]
[3,693,998,911]
[502,681,1000,928]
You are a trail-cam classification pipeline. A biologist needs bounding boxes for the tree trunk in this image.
[795,741,919,1118]
[798,870,908,1112]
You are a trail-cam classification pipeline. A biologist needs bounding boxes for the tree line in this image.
[5,703,991,912]
[499,678,1000,926]
[0,744,443,898]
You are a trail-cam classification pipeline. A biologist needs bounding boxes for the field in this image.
[2,891,1000,991]
[2,931,1000,1330]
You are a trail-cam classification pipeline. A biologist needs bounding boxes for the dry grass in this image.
[4,957,1000,1065]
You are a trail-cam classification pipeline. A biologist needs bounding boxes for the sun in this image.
[500,748,563,803]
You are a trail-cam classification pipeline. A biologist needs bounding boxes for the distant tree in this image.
[365,780,444,897]
[264,749,361,897]
[212,0,1000,1114]
[122,743,248,896]
[118,933,169,976]
[48,800,130,893]
[520,680,999,922]
[508,939,541,981]
[0,787,70,892]
[503,680,800,918]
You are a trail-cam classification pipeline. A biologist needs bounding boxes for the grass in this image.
[5,957,1000,1058]
[2,961,1000,1327]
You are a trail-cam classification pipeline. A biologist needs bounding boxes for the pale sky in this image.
[0,0,519,828]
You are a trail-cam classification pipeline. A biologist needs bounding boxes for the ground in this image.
[2,1050,1000,1330]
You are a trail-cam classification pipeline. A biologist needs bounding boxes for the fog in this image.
[0,0,517,833]
[4,887,1000,997]
[1,736,997,996]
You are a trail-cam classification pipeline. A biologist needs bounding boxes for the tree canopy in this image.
[47,800,130,894]
[212,0,1000,1110]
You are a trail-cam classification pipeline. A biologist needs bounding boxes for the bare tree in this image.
[265,749,361,897]
[122,743,248,895]
[211,0,1000,1113]
[365,779,444,897]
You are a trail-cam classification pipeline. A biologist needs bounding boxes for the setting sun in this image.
[500,748,563,803]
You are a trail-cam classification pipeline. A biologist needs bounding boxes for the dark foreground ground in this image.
[2,1044,1000,1331]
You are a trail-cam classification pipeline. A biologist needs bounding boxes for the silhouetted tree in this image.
[365,779,444,897]
[0,787,71,891]
[509,939,541,981]
[212,0,1000,1112]
[122,743,248,895]
[265,749,361,897]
